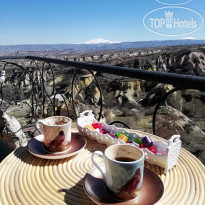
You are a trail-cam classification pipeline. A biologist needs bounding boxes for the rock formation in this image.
[140,84,183,111]
[1,45,205,164]
[170,51,205,76]
[156,105,205,164]
[0,110,27,149]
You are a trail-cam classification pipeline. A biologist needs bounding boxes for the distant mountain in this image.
[180,37,197,40]
[79,38,120,44]
[0,39,205,53]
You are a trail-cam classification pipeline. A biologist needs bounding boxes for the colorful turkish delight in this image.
[84,123,159,154]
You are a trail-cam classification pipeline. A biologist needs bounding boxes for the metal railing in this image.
[25,56,205,91]
[0,55,205,136]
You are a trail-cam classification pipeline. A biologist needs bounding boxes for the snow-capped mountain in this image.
[81,38,120,44]
[180,37,197,40]
[1,39,205,53]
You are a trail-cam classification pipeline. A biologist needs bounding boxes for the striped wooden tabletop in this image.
[0,130,204,205]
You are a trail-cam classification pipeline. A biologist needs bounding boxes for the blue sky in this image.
[0,0,204,45]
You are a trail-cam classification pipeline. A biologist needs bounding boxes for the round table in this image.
[0,130,205,205]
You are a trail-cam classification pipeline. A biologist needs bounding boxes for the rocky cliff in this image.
[1,45,205,164]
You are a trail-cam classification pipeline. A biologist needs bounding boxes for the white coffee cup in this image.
[36,116,72,152]
[91,144,144,200]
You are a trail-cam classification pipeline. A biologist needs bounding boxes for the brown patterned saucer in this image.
[27,133,86,159]
[83,164,164,205]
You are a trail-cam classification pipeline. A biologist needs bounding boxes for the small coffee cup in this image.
[36,116,72,152]
[91,144,144,200]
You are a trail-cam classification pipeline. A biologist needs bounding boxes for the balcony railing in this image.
[1,55,205,126]
[0,55,205,164]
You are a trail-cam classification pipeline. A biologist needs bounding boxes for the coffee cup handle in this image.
[36,120,44,134]
[91,151,106,180]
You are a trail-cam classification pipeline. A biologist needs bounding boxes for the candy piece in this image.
[142,136,153,148]
[116,132,127,136]
[109,133,118,139]
[126,140,133,143]
[161,151,166,155]
[126,134,130,141]
[132,142,140,147]
[84,125,95,131]
[97,129,104,134]
[102,129,108,134]
[116,132,122,137]
[118,134,128,142]
[133,138,142,144]
[92,123,102,129]
[148,146,157,154]
[91,123,106,134]
[139,144,146,148]
[119,134,125,138]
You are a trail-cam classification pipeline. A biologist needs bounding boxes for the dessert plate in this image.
[27,133,86,159]
[83,164,164,205]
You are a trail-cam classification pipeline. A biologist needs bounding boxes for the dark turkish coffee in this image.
[55,120,66,125]
[114,157,136,162]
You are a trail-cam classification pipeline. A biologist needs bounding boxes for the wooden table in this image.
[0,130,205,205]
